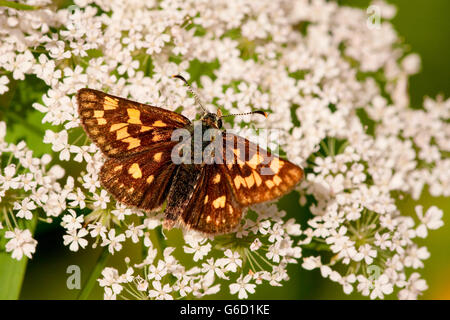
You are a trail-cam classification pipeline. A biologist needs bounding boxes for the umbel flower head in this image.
[0,122,66,260]
[0,0,448,299]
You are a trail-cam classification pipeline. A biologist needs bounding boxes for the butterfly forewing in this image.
[220,133,304,206]
[77,88,190,158]
[100,142,177,211]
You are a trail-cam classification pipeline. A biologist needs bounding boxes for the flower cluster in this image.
[0,0,448,299]
[97,203,301,299]
[0,122,66,260]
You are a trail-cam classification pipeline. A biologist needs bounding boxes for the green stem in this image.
[151,226,167,259]
[77,246,110,300]
[0,0,41,10]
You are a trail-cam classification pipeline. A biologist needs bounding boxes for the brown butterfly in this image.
[76,75,303,234]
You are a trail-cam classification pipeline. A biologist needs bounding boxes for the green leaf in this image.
[0,252,30,299]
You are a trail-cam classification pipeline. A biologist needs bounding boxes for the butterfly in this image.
[76,75,304,235]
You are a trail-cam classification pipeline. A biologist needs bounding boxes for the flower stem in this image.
[77,246,110,300]
[151,226,167,258]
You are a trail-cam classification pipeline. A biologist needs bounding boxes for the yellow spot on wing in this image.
[245,174,255,188]
[273,175,282,186]
[152,133,164,142]
[253,171,262,186]
[105,96,118,103]
[110,123,127,132]
[127,108,142,124]
[248,153,263,169]
[206,215,211,223]
[116,127,130,140]
[204,195,208,204]
[212,174,221,184]
[114,165,123,172]
[94,110,104,118]
[97,118,107,125]
[212,196,226,208]
[147,175,154,184]
[153,120,166,127]
[123,137,140,149]
[233,148,245,167]
[265,180,275,189]
[128,163,142,179]
[153,152,162,162]
[234,175,246,189]
[140,126,152,132]
[269,158,284,174]
[104,96,118,110]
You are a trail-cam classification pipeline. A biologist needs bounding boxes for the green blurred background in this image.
[11,0,450,299]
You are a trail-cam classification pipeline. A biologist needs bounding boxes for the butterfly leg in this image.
[163,164,204,230]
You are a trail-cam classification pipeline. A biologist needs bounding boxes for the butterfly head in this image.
[201,109,223,129]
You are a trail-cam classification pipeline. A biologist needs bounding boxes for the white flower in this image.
[0,75,9,94]
[67,188,86,209]
[98,267,123,294]
[353,244,378,264]
[202,258,228,285]
[101,229,126,254]
[104,287,116,300]
[398,273,428,300]
[93,190,110,209]
[5,228,38,260]
[13,198,37,220]
[183,241,212,262]
[370,275,394,300]
[149,281,173,300]
[0,164,22,189]
[61,209,84,231]
[147,260,168,281]
[229,275,256,299]
[125,223,144,243]
[415,206,444,238]
[404,246,430,269]
[63,228,89,252]
[217,249,242,272]
[302,256,322,270]
[250,238,262,251]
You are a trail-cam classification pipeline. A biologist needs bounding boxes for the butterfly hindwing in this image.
[99,142,177,211]
[221,132,304,206]
[180,164,243,234]
[77,88,190,158]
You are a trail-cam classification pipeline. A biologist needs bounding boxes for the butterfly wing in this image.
[100,142,177,211]
[220,132,304,206]
[77,88,190,158]
[180,164,243,234]
[77,88,190,211]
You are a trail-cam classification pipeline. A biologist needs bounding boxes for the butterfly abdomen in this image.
[163,163,204,229]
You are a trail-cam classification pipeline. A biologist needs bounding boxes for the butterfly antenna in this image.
[172,74,207,114]
[220,110,268,119]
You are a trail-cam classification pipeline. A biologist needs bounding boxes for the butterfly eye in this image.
[217,119,223,129]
